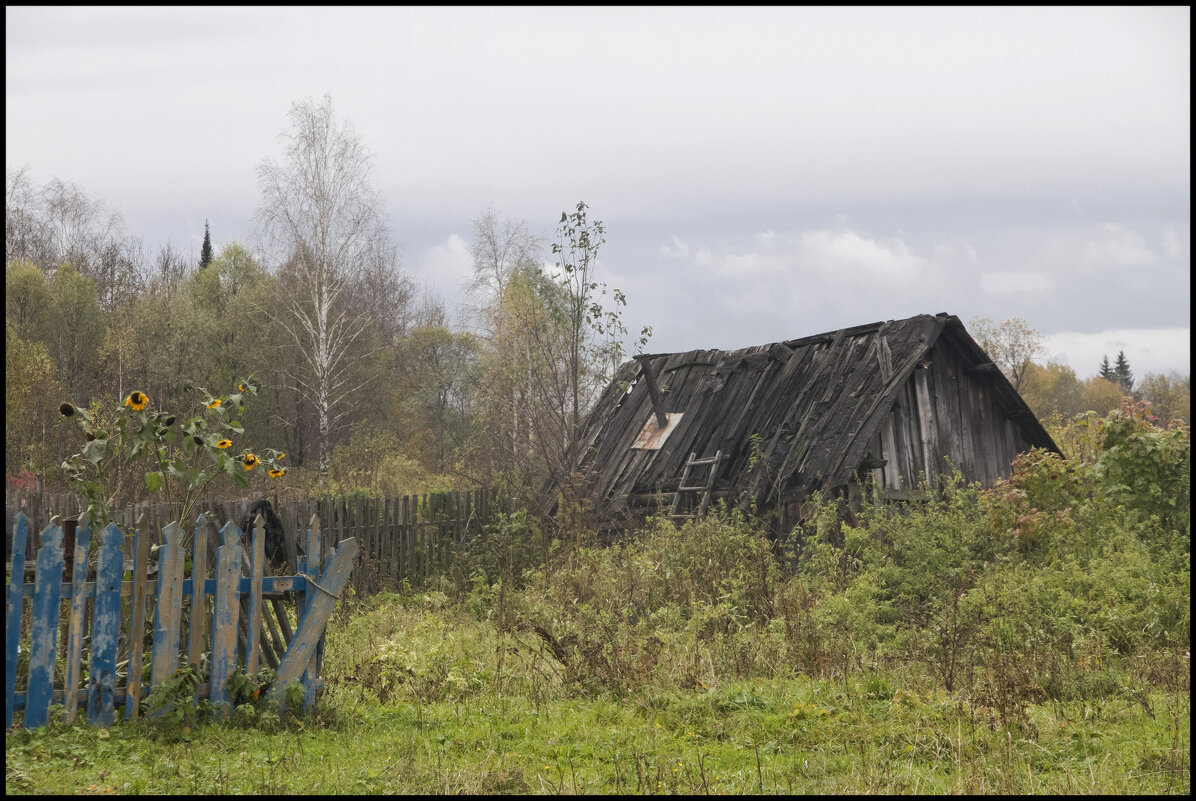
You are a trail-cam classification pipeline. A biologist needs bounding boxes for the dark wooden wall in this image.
[865,338,1041,496]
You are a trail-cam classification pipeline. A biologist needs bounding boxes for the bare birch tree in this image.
[255,95,400,483]
[468,209,541,307]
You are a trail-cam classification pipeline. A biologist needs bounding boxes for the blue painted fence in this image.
[6,511,358,730]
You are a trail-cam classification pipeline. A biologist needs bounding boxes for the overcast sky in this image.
[6,6,1190,378]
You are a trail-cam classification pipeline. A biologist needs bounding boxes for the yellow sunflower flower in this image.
[238,382,248,392]
[124,392,149,411]
[268,467,286,478]
[207,398,221,409]
[242,453,258,470]
[216,439,232,449]
[276,452,285,461]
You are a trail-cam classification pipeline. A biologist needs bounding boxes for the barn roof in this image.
[571,312,1058,520]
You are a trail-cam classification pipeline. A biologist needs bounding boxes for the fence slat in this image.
[299,514,322,696]
[150,522,186,691]
[125,515,151,720]
[188,514,210,671]
[246,515,265,676]
[62,522,91,723]
[25,523,64,729]
[6,513,30,728]
[210,522,243,717]
[88,523,125,727]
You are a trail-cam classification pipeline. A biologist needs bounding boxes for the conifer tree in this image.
[1114,350,1134,393]
[1098,354,1115,382]
[199,220,213,270]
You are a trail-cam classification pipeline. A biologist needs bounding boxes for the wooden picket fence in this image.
[6,488,509,595]
[5,511,357,731]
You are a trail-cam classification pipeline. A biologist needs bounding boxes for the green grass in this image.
[6,598,1189,795]
[7,427,1191,795]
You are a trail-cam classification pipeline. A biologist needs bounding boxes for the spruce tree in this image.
[199,220,213,270]
[1098,354,1115,382]
[1114,351,1134,393]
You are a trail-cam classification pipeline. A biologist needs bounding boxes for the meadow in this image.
[5,405,1190,795]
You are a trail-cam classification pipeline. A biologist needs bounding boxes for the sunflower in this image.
[276,452,285,461]
[268,467,286,478]
[124,392,149,411]
[242,453,259,470]
[207,398,222,409]
[216,439,232,449]
[238,382,248,392]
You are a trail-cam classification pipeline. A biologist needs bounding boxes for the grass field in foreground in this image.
[6,670,1189,795]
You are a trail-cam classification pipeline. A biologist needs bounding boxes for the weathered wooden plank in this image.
[150,521,186,693]
[188,514,210,670]
[259,594,286,669]
[209,522,243,716]
[269,536,359,705]
[6,513,30,729]
[88,523,124,727]
[301,513,322,692]
[271,595,294,644]
[62,522,91,724]
[25,522,65,729]
[125,515,151,720]
[383,496,393,582]
[246,514,265,676]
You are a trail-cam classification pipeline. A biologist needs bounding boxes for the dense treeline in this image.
[6,102,642,513]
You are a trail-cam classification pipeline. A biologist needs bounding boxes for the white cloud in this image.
[675,225,928,287]
[417,233,472,299]
[980,271,1054,295]
[660,234,689,259]
[794,228,926,285]
[1162,228,1184,258]
[1040,223,1161,274]
[1041,328,1191,379]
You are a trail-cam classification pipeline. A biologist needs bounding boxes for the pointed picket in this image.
[88,523,124,727]
[209,521,243,716]
[25,523,64,729]
[187,514,210,671]
[125,515,151,720]
[6,513,30,729]
[62,522,92,724]
[150,521,186,690]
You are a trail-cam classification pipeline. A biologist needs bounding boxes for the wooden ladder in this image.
[669,450,722,519]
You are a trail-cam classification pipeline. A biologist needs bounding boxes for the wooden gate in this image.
[5,512,357,730]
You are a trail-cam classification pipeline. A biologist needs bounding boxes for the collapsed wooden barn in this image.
[568,312,1060,532]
